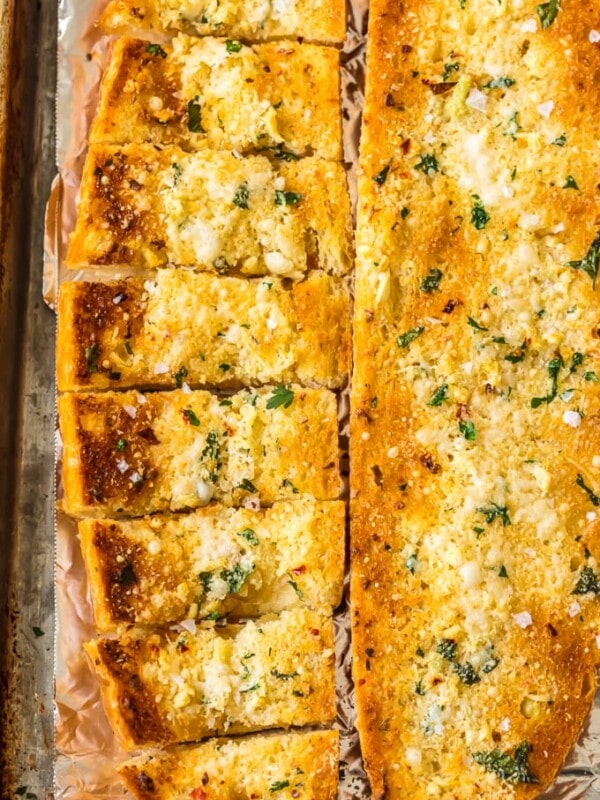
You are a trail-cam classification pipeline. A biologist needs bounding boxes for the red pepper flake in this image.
[309,628,320,636]
[191,789,207,800]
[292,565,306,575]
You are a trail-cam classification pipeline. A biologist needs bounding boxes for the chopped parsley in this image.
[484,76,515,89]
[173,365,188,388]
[145,43,167,58]
[397,326,424,348]
[477,502,511,527]
[219,363,231,372]
[415,679,426,695]
[187,97,204,133]
[213,256,230,274]
[573,565,600,595]
[201,431,222,483]
[221,563,254,594]
[552,133,566,146]
[32,626,44,638]
[225,39,243,53]
[239,478,258,493]
[420,268,443,292]
[401,206,410,219]
[116,438,127,451]
[442,62,460,81]
[472,742,538,785]
[405,553,418,574]
[503,111,521,140]
[274,190,302,206]
[414,153,440,174]
[471,195,490,229]
[467,316,488,332]
[233,182,250,209]
[498,565,508,578]
[287,576,304,599]
[576,473,600,507]
[282,478,299,493]
[453,661,481,685]
[585,371,599,382]
[531,355,564,407]
[482,655,500,673]
[271,668,299,680]
[427,383,449,407]
[237,528,259,546]
[182,408,200,426]
[436,638,457,661]
[566,232,600,287]
[84,343,100,373]
[570,352,585,373]
[504,340,527,363]
[240,683,260,693]
[536,0,560,29]
[270,782,290,793]
[373,162,391,186]
[459,419,476,441]
[563,175,579,190]
[266,385,294,410]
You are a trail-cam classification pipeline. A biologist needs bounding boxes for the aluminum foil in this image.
[49,1,600,798]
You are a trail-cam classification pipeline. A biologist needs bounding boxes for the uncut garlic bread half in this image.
[85,608,335,749]
[59,386,340,517]
[99,0,346,45]
[79,498,345,631]
[91,36,342,160]
[119,729,339,800]
[56,271,351,392]
[67,146,352,277]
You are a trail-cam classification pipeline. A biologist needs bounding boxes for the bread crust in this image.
[85,608,336,748]
[91,36,342,160]
[79,498,345,631]
[118,729,339,800]
[59,387,340,516]
[351,0,600,797]
[66,145,353,276]
[56,271,351,392]
[99,0,346,45]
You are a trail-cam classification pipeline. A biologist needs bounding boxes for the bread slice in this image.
[56,270,351,392]
[90,36,342,160]
[119,729,339,800]
[84,608,335,748]
[79,497,345,631]
[59,386,340,517]
[351,1,600,798]
[66,145,352,276]
[99,0,346,45]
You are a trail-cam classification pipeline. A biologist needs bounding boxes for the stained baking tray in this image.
[0,0,57,795]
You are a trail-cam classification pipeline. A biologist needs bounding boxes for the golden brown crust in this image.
[85,608,336,748]
[59,387,340,516]
[351,0,600,798]
[56,271,351,392]
[99,0,346,45]
[118,730,339,800]
[66,145,353,276]
[91,37,342,160]
[79,498,345,630]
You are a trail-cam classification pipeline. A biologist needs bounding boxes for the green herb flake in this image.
[237,528,259,546]
[536,0,561,29]
[397,326,424,348]
[576,473,600,507]
[270,668,299,681]
[373,162,392,186]
[240,683,260,693]
[233,182,250,209]
[116,438,127,452]
[570,352,585,373]
[32,626,44,637]
[420,268,443,293]
[405,553,418,574]
[225,39,243,53]
[477,502,511,527]
[288,576,304,599]
[565,232,600,287]
[442,62,460,81]
[459,419,476,441]
[282,478,299,493]
[585,371,599,382]
[467,316,488,332]
[563,175,579,190]
[187,97,204,133]
[453,661,481,685]
[503,111,521,140]
[436,638,457,661]
[427,383,449,407]
[145,43,167,58]
[498,565,508,578]
[573,565,600,595]
[266,385,294,410]
[274,189,302,206]
[415,679,426,695]
[182,408,200,426]
[220,563,254,594]
[84,343,100,373]
[472,741,538,785]
[401,206,410,219]
[239,478,258,494]
[552,133,566,146]
[484,76,515,89]
[504,341,527,363]
[482,655,500,673]
[471,195,491,229]
[270,781,290,794]
[414,153,440,174]
[173,365,188,388]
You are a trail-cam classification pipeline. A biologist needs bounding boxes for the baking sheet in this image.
[48,0,600,798]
